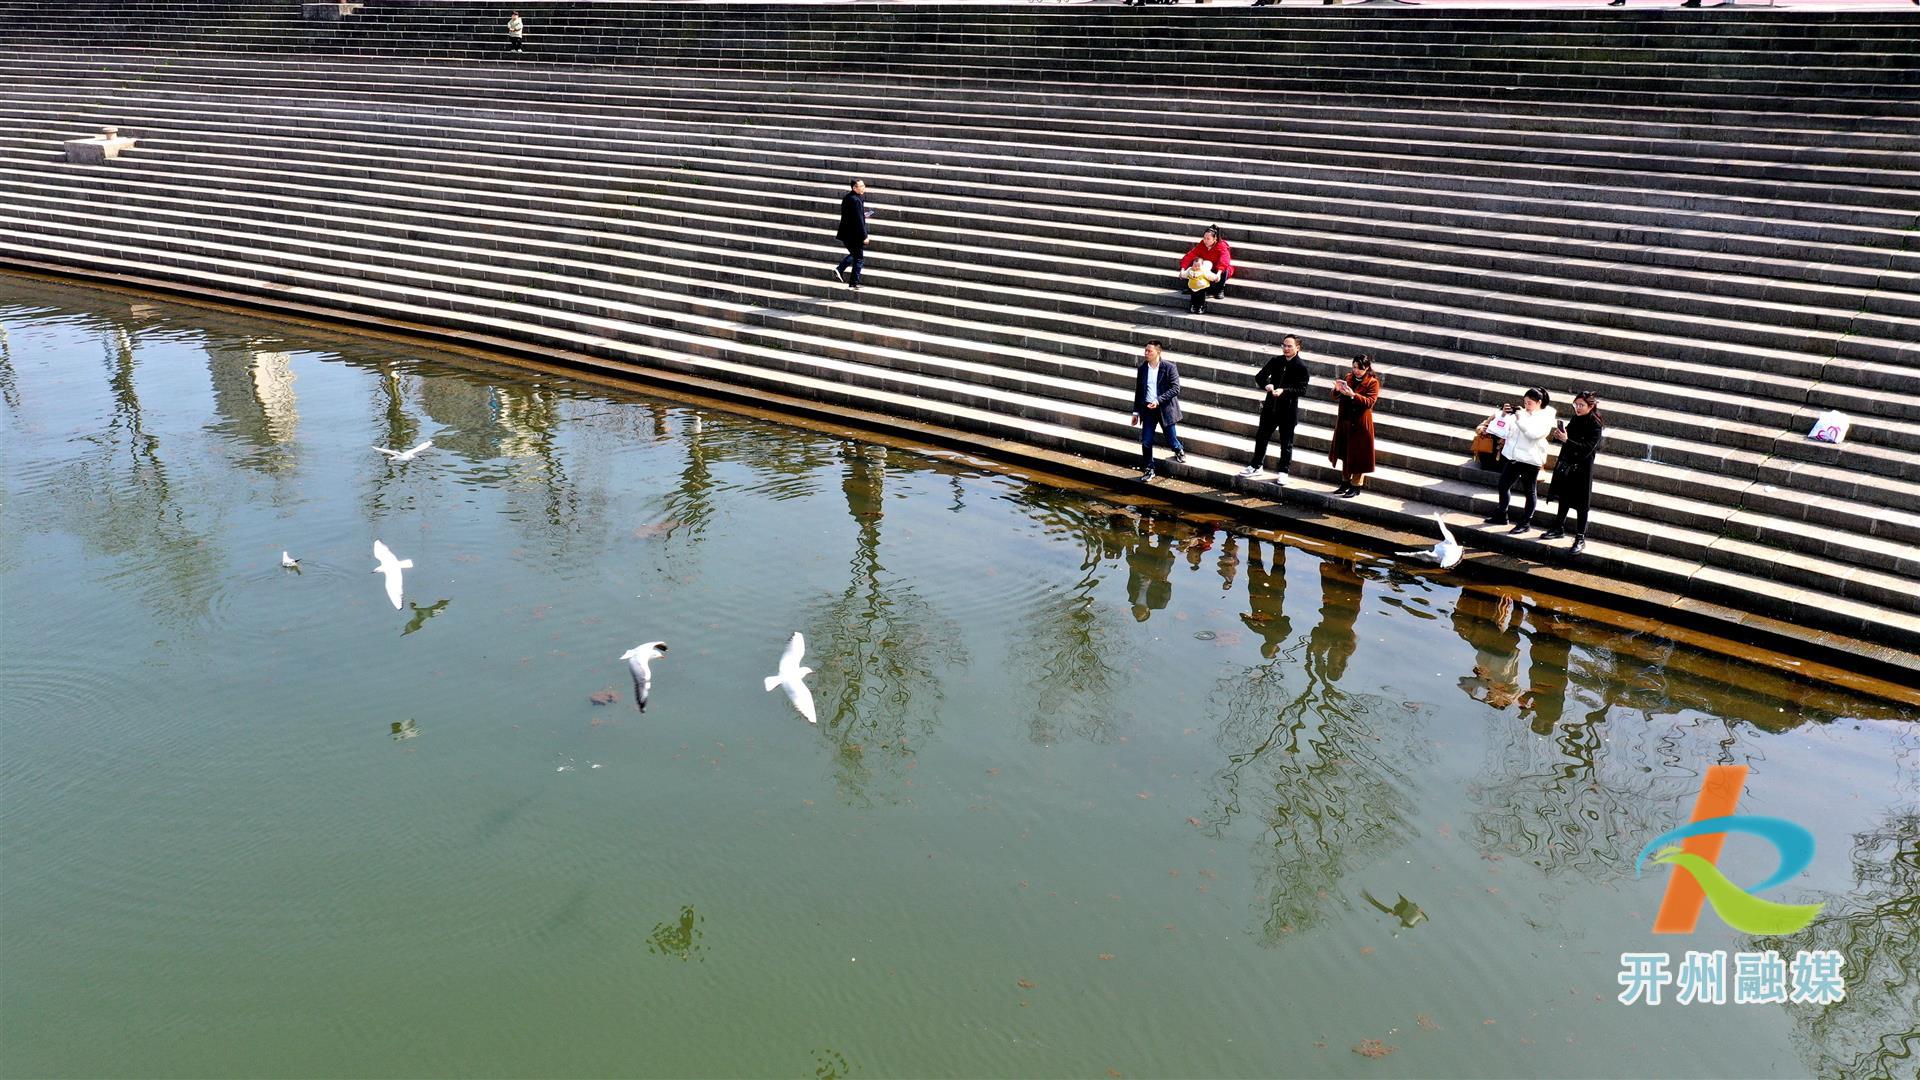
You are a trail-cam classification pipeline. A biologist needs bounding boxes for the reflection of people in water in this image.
[1241,537,1294,660]
[1517,608,1573,734]
[1216,532,1242,593]
[1453,588,1523,709]
[1306,557,1364,683]
[1126,519,1177,622]
[1184,521,1216,572]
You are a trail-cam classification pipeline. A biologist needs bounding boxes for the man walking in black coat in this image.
[1130,340,1186,482]
[834,178,872,290]
[1237,333,1312,483]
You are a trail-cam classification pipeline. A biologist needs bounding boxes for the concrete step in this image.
[13,32,1918,121]
[16,52,1920,153]
[9,151,1915,437]
[16,141,1909,361]
[12,100,1899,305]
[10,68,1918,191]
[9,84,1915,251]
[35,73,1918,226]
[35,31,1920,105]
[18,43,1919,138]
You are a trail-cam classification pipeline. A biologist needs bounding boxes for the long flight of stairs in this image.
[1,1,1917,658]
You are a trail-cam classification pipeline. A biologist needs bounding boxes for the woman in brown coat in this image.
[1328,354,1380,498]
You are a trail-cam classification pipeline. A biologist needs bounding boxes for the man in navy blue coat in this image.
[1131,341,1187,482]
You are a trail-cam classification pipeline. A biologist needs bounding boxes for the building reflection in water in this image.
[1204,548,1425,945]
[205,341,298,471]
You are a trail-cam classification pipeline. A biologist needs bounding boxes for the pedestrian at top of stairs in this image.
[1329,354,1381,499]
[833,178,873,290]
[505,11,524,52]
[1177,226,1233,315]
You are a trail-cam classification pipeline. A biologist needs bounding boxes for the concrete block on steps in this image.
[63,127,136,164]
[303,2,362,21]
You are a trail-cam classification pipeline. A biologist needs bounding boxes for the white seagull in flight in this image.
[763,631,817,724]
[620,641,669,712]
[371,540,412,610]
[373,440,434,462]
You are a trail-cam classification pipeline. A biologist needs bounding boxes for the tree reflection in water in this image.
[0,320,19,410]
[809,444,965,805]
[1776,732,1919,1080]
[56,325,220,626]
[1003,495,1137,745]
[1204,551,1426,945]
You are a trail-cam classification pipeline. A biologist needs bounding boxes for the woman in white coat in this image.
[1480,388,1557,535]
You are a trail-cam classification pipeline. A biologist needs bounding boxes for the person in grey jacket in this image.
[1130,341,1186,482]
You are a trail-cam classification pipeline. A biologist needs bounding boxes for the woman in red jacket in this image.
[1328,354,1381,498]
[1177,226,1234,315]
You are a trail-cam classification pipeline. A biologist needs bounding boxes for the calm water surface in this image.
[1,276,1915,1079]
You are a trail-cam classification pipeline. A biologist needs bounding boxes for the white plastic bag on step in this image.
[1807,410,1850,444]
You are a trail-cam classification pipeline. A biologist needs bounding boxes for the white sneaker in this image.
[1237,466,1265,479]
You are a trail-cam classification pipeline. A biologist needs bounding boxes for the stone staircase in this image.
[1,1,1917,659]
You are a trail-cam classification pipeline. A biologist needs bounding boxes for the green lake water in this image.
[1,275,1915,1079]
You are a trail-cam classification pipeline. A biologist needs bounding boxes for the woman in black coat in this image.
[1542,391,1604,554]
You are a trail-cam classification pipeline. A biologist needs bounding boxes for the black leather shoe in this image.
[1508,524,1530,536]
[1540,529,1565,541]
[1569,536,1586,555]
[1338,487,1359,499]
[1482,515,1505,526]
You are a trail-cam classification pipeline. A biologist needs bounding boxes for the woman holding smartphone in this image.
[1542,392,1605,554]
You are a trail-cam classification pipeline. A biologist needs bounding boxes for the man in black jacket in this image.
[1237,333,1312,483]
[1130,340,1186,482]
[834,178,871,290]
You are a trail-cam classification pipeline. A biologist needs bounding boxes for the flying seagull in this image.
[373,440,434,462]
[280,550,300,570]
[371,539,412,610]
[763,631,817,724]
[1396,513,1464,570]
[620,640,669,712]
